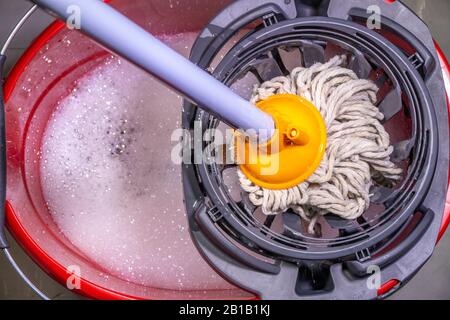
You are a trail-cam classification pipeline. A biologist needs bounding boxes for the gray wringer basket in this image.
[182,0,450,299]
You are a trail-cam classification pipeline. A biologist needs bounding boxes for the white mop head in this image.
[238,55,402,234]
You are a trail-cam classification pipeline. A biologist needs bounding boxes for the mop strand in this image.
[238,55,402,234]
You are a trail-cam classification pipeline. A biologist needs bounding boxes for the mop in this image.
[31,1,401,235]
[238,55,402,233]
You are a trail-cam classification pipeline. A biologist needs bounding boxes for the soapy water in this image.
[40,33,246,291]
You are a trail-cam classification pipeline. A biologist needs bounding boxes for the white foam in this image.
[40,33,236,291]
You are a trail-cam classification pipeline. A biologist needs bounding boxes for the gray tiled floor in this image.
[0,0,449,300]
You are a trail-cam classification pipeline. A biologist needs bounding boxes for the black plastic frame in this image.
[198,17,437,260]
[182,0,449,299]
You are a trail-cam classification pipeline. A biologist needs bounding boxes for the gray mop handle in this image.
[30,0,275,141]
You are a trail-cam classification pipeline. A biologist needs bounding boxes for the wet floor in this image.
[0,0,449,300]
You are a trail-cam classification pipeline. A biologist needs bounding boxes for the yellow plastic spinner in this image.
[237,94,326,190]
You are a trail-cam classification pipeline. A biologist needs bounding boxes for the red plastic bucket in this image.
[3,0,255,300]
